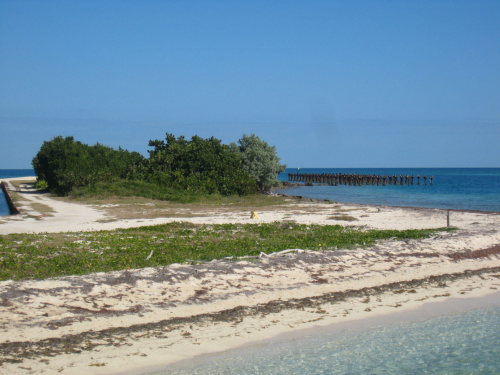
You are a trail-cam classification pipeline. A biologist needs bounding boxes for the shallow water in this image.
[157,305,500,375]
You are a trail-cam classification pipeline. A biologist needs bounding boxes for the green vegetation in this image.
[0,223,451,281]
[34,179,49,190]
[230,134,286,193]
[32,136,144,195]
[70,178,221,203]
[31,133,286,200]
[143,133,258,196]
[328,214,358,221]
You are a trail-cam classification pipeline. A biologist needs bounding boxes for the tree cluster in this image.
[141,133,258,196]
[32,133,286,197]
[32,136,144,195]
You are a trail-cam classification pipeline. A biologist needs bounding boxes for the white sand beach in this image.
[1,177,499,374]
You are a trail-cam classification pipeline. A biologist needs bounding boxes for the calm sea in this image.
[0,169,35,216]
[277,168,500,212]
[158,304,500,375]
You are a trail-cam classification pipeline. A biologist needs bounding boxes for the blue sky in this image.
[1,0,499,169]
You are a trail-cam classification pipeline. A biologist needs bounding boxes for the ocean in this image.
[0,169,35,216]
[276,168,500,212]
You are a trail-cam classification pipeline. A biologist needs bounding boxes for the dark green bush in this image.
[32,133,262,199]
[32,136,144,194]
[144,133,258,196]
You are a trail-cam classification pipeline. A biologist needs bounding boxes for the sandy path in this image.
[1,178,499,374]
[0,177,107,234]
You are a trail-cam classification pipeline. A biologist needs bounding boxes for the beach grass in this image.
[0,222,453,281]
[67,187,293,207]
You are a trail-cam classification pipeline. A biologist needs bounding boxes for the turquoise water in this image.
[157,305,500,375]
[277,168,500,212]
[0,169,35,216]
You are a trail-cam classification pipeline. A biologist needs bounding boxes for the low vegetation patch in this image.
[69,179,209,203]
[328,214,358,221]
[27,202,55,215]
[0,223,452,281]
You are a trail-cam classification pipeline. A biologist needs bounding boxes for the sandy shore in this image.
[1,177,499,374]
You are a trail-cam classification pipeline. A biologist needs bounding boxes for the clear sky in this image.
[1,0,499,169]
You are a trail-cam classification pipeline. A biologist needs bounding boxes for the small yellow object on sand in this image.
[250,211,259,219]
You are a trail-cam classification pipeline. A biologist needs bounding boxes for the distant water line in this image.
[277,168,500,212]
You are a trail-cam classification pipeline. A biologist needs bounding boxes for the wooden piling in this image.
[287,172,433,187]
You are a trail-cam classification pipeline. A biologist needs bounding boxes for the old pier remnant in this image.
[288,173,433,186]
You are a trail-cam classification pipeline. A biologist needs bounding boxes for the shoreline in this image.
[0,177,499,374]
[2,263,498,375]
[157,290,500,374]
[276,177,500,214]
[276,191,500,215]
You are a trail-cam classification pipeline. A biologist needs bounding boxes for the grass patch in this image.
[69,179,204,203]
[8,180,28,190]
[28,202,55,215]
[0,223,453,281]
[69,179,280,205]
[6,190,27,204]
[69,184,291,207]
[63,190,294,221]
[328,214,358,221]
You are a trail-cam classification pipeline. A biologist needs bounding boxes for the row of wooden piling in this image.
[288,173,434,186]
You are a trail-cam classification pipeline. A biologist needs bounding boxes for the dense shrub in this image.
[32,136,144,194]
[145,133,258,196]
[32,132,284,199]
